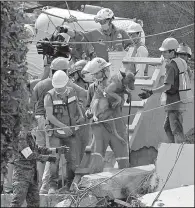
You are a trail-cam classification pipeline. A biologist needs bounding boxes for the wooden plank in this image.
[128,112,142,132]
[123,57,163,65]
[124,100,145,107]
[135,79,154,86]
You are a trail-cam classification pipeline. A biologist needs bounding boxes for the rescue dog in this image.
[91,71,136,144]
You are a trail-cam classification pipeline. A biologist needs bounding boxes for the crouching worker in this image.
[44,70,84,194]
[10,126,68,207]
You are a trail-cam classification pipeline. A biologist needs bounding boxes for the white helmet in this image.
[94,8,114,22]
[127,23,142,33]
[177,43,192,57]
[52,70,69,88]
[159,37,179,51]
[50,57,69,71]
[85,57,111,75]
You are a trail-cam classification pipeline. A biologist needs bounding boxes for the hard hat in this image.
[50,57,69,71]
[94,8,114,22]
[127,23,142,33]
[68,60,88,76]
[177,43,192,57]
[159,37,179,51]
[84,57,111,75]
[52,70,69,88]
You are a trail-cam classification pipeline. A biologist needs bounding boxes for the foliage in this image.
[1,1,32,177]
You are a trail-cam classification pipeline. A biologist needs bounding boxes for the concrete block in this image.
[140,185,194,207]
[1,194,69,207]
[79,164,155,199]
[156,143,194,191]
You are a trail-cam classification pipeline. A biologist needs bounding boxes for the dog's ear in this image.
[120,71,126,78]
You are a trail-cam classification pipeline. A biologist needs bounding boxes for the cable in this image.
[30,23,194,45]
[151,142,185,206]
[29,96,194,133]
[168,13,183,37]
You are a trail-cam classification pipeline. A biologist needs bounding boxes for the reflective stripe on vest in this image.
[172,57,193,103]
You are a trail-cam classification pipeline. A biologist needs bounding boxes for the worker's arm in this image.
[18,132,56,162]
[121,29,134,49]
[69,81,87,99]
[136,46,149,77]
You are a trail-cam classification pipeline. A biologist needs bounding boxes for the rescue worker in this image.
[44,70,84,194]
[138,37,192,143]
[10,125,68,207]
[62,8,133,61]
[126,22,149,76]
[176,42,193,79]
[68,60,91,163]
[31,57,87,194]
[85,57,129,171]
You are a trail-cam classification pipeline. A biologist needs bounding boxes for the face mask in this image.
[101,23,109,31]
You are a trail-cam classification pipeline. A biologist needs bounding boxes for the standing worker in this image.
[68,60,92,163]
[138,37,192,143]
[31,57,87,194]
[10,125,68,207]
[176,42,193,80]
[126,22,149,76]
[85,57,129,171]
[61,8,133,61]
[44,70,84,194]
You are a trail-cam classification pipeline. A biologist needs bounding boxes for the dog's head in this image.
[120,71,136,91]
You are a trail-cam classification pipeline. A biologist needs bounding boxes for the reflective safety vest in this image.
[172,57,193,103]
[46,87,79,135]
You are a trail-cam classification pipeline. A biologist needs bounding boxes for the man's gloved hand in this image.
[56,146,69,154]
[138,88,153,99]
[63,126,73,137]
[85,109,93,119]
[40,155,57,163]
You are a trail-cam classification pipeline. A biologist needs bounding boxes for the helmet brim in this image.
[90,62,112,75]
[159,47,167,52]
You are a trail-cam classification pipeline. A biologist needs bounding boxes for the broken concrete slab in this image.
[55,198,72,207]
[155,143,194,191]
[140,185,194,207]
[78,194,98,207]
[1,194,69,207]
[79,164,155,199]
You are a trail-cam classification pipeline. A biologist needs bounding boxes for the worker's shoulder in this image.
[34,78,52,89]
[166,59,179,73]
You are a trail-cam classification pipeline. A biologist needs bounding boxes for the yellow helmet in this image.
[159,37,179,51]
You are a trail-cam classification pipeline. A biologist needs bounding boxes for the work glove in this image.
[138,88,153,99]
[63,126,73,137]
[40,155,57,163]
[85,109,93,119]
[56,145,70,154]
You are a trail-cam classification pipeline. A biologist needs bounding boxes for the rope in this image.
[28,96,194,133]
[151,142,185,206]
[30,23,194,44]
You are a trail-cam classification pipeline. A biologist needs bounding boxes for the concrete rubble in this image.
[139,185,194,207]
[79,164,155,199]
